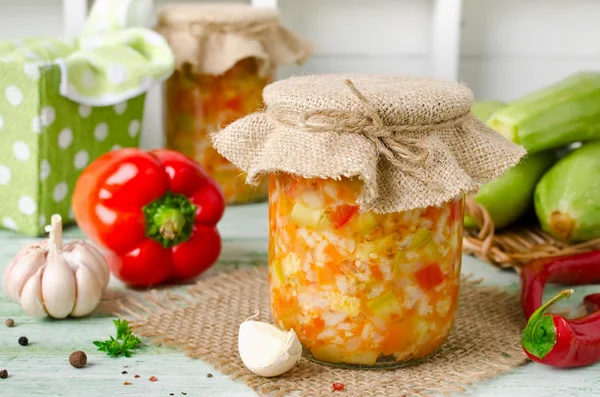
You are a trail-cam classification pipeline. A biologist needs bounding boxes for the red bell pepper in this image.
[72,148,225,287]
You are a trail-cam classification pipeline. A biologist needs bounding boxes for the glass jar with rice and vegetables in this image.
[214,74,525,368]
[156,3,313,204]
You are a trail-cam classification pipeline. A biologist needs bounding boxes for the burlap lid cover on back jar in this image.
[213,74,527,213]
[155,3,314,77]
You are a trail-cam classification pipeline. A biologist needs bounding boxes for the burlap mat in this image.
[116,267,528,397]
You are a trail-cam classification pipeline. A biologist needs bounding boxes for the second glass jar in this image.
[268,173,464,367]
[165,58,271,204]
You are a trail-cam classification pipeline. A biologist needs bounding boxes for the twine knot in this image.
[299,79,468,183]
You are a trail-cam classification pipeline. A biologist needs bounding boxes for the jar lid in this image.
[213,74,526,213]
[265,74,474,128]
[155,3,313,76]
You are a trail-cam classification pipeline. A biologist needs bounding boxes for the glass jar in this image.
[268,173,464,368]
[165,58,271,204]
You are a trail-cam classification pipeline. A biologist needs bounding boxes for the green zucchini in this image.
[487,72,600,153]
[534,141,600,242]
[471,100,505,123]
[464,151,556,229]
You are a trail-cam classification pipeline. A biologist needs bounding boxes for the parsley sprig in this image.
[93,319,142,358]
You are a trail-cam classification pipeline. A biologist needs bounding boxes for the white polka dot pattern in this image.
[58,128,73,149]
[13,141,30,161]
[53,182,69,202]
[5,85,23,106]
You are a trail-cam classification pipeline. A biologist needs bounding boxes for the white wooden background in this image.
[1,0,600,149]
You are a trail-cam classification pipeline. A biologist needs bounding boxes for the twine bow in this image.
[300,79,469,183]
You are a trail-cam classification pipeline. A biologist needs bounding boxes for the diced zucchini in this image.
[392,252,404,278]
[349,212,379,235]
[366,291,401,319]
[409,229,433,249]
[330,292,361,317]
[487,72,600,153]
[310,344,345,363]
[343,351,379,365]
[270,260,286,287]
[355,242,376,261]
[290,202,323,229]
[375,234,398,256]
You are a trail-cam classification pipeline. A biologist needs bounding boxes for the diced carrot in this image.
[415,264,445,291]
[324,243,344,263]
[380,322,410,355]
[370,264,384,281]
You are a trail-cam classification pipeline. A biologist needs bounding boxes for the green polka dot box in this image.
[0,34,174,236]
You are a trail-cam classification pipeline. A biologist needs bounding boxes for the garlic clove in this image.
[42,252,76,319]
[71,265,103,317]
[3,249,46,303]
[20,267,47,318]
[73,241,110,290]
[238,320,302,377]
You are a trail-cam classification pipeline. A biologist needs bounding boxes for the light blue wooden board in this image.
[1,203,598,396]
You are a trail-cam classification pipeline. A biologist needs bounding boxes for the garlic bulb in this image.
[3,214,110,319]
[238,318,302,377]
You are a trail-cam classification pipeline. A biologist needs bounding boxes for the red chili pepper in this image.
[519,250,600,368]
[73,148,225,287]
[520,250,600,319]
[521,289,600,368]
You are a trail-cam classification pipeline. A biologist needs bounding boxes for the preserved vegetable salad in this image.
[268,173,464,366]
[165,58,271,204]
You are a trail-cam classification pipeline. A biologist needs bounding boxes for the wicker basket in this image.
[462,197,600,269]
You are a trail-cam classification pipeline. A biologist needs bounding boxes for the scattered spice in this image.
[122,371,128,374]
[134,375,140,378]
[5,319,14,327]
[170,394,174,396]
[124,381,132,386]
[149,376,158,382]
[0,369,7,379]
[206,373,213,378]
[69,351,87,368]
[181,393,187,396]
[332,382,345,391]
[18,337,28,346]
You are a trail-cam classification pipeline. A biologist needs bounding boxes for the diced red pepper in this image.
[415,264,444,291]
[332,382,345,391]
[328,204,359,229]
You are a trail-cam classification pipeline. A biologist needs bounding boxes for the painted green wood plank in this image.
[1,203,599,396]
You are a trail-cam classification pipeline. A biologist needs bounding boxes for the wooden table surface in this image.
[1,203,598,396]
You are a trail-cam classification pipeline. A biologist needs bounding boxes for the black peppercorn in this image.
[0,369,7,379]
[18,337,28,346]
[207,373,213,378]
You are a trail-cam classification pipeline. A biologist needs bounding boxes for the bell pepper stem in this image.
[143,192,197,248]
[521,289,573,359]
[45,214,63,252]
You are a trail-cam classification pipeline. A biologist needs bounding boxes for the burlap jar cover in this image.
[155,3,314,77]
[212,74,526,213]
